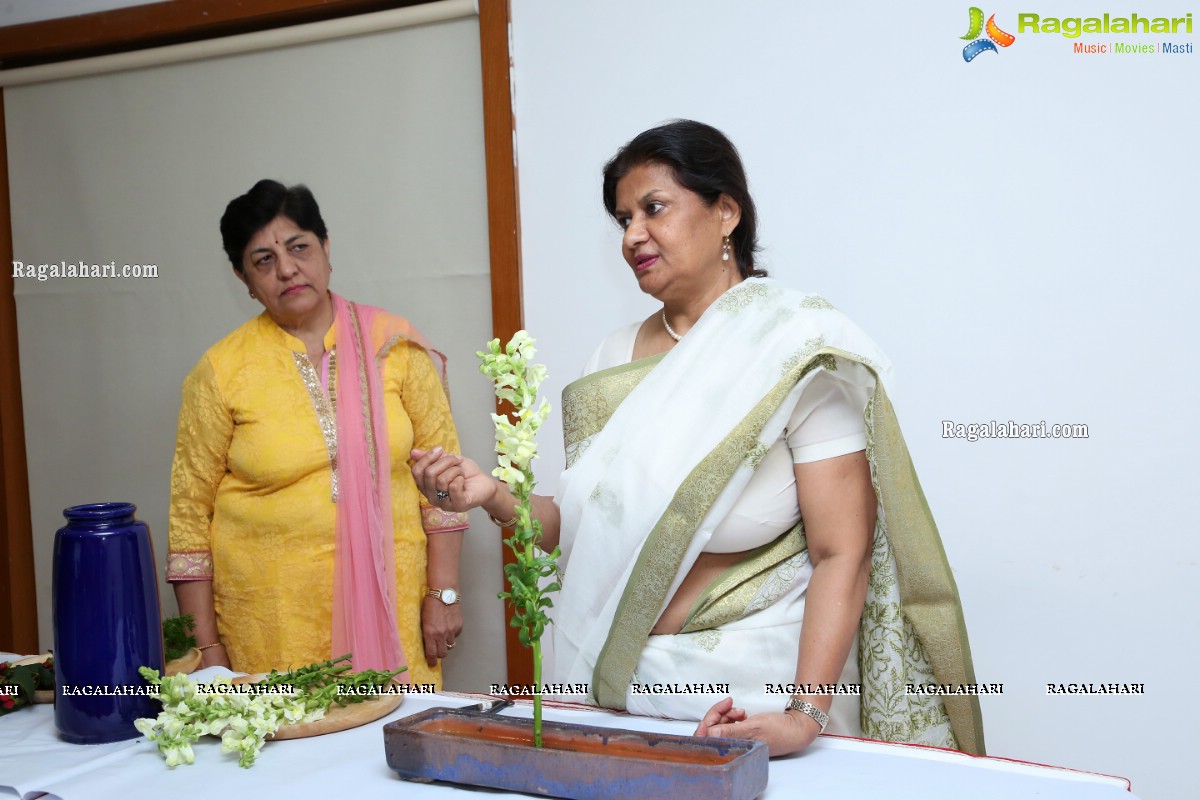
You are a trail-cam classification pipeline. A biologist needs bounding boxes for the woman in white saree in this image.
[412,120,984,757]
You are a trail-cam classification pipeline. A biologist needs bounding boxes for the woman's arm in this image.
[399,345,474,665]
[166,357,234,669]
[784,451,875,740]
[421,529,464,666]
[173,581,229,668]
[410,448,562,552]
[696,450,875,755]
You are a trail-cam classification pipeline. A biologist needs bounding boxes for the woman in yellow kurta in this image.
[167,180,467,685]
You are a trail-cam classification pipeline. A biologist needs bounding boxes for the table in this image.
[0,689,1137,800]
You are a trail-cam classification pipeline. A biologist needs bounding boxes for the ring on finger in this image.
[436,490,450,500]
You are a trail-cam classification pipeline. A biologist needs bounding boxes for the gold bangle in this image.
[488,511,519,528]
[196,642,224,652]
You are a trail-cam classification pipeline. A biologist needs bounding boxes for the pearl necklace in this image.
[661,310,682,342]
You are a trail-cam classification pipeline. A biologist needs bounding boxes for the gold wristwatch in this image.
[426,588,461,606]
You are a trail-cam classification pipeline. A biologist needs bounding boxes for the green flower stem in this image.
[479,331,557,749]
[532,639,543,748]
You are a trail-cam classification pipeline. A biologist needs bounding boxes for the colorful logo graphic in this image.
[962,8,1016,61]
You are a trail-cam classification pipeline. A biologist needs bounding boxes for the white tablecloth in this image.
[0,687,1137,800]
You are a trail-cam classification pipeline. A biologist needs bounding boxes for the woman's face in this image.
[613,161,739,304]
[236,215,332,328]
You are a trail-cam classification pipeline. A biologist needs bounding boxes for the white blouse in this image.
[581,322,868,553]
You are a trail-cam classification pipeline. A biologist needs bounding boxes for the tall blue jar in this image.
[53,502,164,744]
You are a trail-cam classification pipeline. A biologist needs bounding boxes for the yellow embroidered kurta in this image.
[167,312,462,684]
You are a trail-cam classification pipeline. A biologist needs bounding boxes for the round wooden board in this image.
[230,674,403,740]
[271,691,403,739]
[165,648,202,676]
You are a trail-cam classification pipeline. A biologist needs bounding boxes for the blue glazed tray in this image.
[383,706,768,800]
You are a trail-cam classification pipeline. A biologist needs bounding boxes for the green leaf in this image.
[162,614,197,661]
[6,665,35,699]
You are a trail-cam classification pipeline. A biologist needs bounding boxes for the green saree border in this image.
[562,353,664,461]
[679,524,807,633]
[867,381,985,754]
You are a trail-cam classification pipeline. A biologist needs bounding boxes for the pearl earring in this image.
[722,236,731,262]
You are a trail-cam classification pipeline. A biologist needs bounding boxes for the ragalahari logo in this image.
[962,8,1016,61]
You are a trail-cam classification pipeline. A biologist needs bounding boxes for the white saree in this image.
[551,279,985,754]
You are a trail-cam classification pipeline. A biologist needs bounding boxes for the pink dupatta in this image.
[328,292,447,675]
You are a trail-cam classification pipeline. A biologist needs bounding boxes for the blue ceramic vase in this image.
[53,502,164,744]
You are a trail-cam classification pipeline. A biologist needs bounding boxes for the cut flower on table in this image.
[135,654,403,767]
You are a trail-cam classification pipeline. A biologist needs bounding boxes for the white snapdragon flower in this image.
[281,702,306,724]
[480,332,551,492]
[163,741,195,768]
[136,659,397,769]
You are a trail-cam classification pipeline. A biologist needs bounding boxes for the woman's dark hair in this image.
[602,119,764,278]
[220,179,328,273]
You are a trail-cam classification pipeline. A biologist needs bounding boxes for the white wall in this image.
[511,1,1198,798]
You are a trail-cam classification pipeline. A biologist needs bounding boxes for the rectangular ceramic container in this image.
[383,707,769,800]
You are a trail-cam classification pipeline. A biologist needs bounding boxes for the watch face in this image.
[440,588,458,605]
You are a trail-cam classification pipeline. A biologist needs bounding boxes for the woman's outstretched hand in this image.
[695,696,821,757]
[411,447,497,512]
